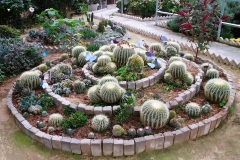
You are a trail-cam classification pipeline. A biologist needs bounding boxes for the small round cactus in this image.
[47,126,55,133]
[71,58,78,65]
[93,50,104,59]
[67,128,73,135]
[201,63,213,73]
[45,61,51,68]
[166,41,181,53]
[106,62,117,74]
[83,79,92,86]
[103,51,114,60]
[183,53,194,61]
[92,114,110,132]
[182,72,194,86]
[72,46,86,58]
[140,100,169,129]
[49,113,63,127]
[144,126,152,135]
[135,48,147,61]
[39,64,48,72]
[42,111,48,117]
[99,45,111,52]
[28,105,42,114]
[78,51,88,67]
[204,78,231,103]
[169,110,176,120]
[23,112,29,118]
[201,104,211,113]
[169,118,181,129]
[37,121,45,128]
[88,132,95,139]
[137,128,145,137]
[97,55,111,66]
[185,102,201,117]
[112,125,125,137]
[168,61,186,78]
[98,75,118,86]
[110,44,117,52]
[168,56,182,65]
[87,85,102,103]
[166,46,178,57]
[100,82,122,103]
[149,43,161,52]
[126,54,144,73]
[61,53,69,60]
[128,127,136,137]
[206,69,219,79]
[164,73,174,83]
[74,80,86,94]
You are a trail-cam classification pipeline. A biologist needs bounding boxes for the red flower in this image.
[204,0,208,7]
[177,10,186,17]
[182,10,189,14]
[213,4,218,10]
[185,3,192,7]
[208,37,213,41]
[201,27,207,32]
[215,20,220,25]
[221,15,229,21]
[180,23,192,29]
[202,15,209,21]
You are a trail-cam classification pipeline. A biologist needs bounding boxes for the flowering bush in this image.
[177,0,229,61]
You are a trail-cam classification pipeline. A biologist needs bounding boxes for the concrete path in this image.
[92,6,240,64]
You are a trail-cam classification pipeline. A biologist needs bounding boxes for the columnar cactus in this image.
[201,63,213,73]
[49,113,63,127]
[87,85,102,103]
[168,56,182,65]
[20,70,41,90]
[78,51,88,67]
[201,104,211,113]
[140,100,169,129]
[97,55,111,66]
[126,54,144,72]
[185,102,201,117]
[112,125,125,136]
[113,44,136,67]
[183,53,194,61]
[100,82,122,103]
[206,69,219,79]
[204,78,231,103]
[74,80,86,94]
[168,61,186,78]
[166,41,181,53]
[182,72,194,86]
[72,46,86,58]
[91,114,110,132]
[98,75,118,86]
[149,43,161,52]
[106,62,117,74]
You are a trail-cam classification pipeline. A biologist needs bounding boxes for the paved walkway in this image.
[92,6,240,64]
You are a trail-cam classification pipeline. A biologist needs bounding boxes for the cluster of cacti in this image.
[112,125,125,136]
[20,70,41,90]
[72,46,86,58]
[51,82,72,96]
[100,82,122,103]
[99,45,111,52]
[185,102,201,117]
[83,79,92,87]
[61,53,69,60]
[201,104,211,113]
[140,100,169,129]
[149,43,161,52]
[201,63,213,73]
[204,78,231,103]
[126,54,144,73]
[28,105,42,114]
[74,80,86,94]
[183,53,194,61]
[113,43,136,67]
[169,118,184,129]
[87,85,102,103]
[91,54,117,74]
[166,41,181,53]
[166,46,178,57]
[91,114,110,132]
[39,64,48,72]
[169,61,186,78]
[50,64,72,84]
[48,113,63,127]
[206,69,219,79]
[168,56,182,65]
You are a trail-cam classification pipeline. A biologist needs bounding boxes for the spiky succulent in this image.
[92,114,110,132]
[106,62,117,74]
[126,54,144,73]
[78,51,88,67]
[182,72,194,86]
[61,53,69,60]
[98,75,118,86]
[39,64,48,72]
[168,56,182,65]
[175,78,183,87]
[149,43,161,52]
[168,61,186,78]
[47,126,55,133]
[183,53,194,61]
[135,48,147,62]
[204,78,231,103]
[28,105,42,114]
[49,113,63,127]
[50,64,72,84]
[185,102,201,117]
[93,50,104,60]
[166,41,181,53]
[112,125,125,136]
[13,80,24,94]
[103,51,114,60]
[110,44,117,52]
[169,110,176,120]
[201,104,211,113]
[144,126,152,135]
[99,45,111,52]
[206,69,219,79]
[88,132,94,139]
[113,44,136,67]
[169,118,182,129]
[140,100,169,129]
[74,80,86,94]
[201,63,213,73]
[166,46,178,57]
[137,128,145,137]
[100,82,122,103]
[71,58,78,65]
[87,85,102,103]
[62,87,71,96]
[128,127,136,137]
[20,70,41,90]
[83,79,92,87]
[72,46,86,58]
[97,55,111,66]
[45,61,51,68]
[163,73,174,83]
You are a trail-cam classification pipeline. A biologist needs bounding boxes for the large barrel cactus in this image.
[204,78,231,103]
[72,46,86,58]
[98,75,118,86]
[100,82,122,103]
[168,61,186,78]
[20,70,41,90]
[140,100,169,129]
[87,85,102,103]
[113,44,136,67]
[126,54,144,72]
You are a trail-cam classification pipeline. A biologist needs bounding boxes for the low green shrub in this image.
[86,42,100,52]
[79,28,98,39]
[62,111,87,131]
[0,25,20,38]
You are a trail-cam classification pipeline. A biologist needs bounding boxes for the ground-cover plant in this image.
[177,0,229,61]
[62,111,87,131]
[86,42,100,52]
[79,28,98,39]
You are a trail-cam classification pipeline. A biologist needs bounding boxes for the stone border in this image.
[218,37,240,48]
[82,58,167,90]
[94,16,240,68]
